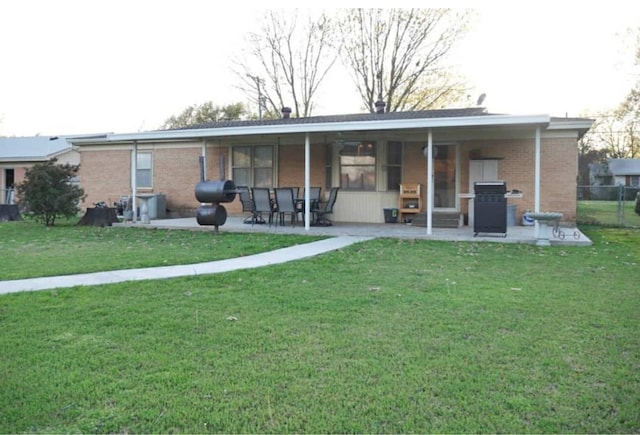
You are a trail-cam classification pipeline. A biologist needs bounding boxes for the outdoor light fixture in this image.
[422,145,437,159]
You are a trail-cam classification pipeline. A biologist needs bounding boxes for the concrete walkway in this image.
[0,236,372,295]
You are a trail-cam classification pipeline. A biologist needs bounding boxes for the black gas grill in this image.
[474,181,507,237]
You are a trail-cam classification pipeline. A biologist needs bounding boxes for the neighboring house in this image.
[68,107,593,232]
[0,135,82,204]
[588,162,612,186]
[608,159,640,187]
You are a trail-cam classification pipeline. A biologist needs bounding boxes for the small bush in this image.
[16,158,85,226]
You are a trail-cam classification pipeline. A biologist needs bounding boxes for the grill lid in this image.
[474,181,507,194]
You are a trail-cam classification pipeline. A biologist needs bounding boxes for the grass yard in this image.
[1,224,639,433]
[0,218,323,280]
[578,200,640,227]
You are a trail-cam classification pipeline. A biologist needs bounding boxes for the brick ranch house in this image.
[68,107,593,234]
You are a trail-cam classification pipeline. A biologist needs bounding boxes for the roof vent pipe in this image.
[374,99,386,114]
[281,107,292,119]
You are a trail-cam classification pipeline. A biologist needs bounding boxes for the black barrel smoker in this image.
[195,179,236,233]
[473,181,507,237]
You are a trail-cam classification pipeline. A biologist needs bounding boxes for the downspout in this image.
[304,133,311,231]
[426,129,433,235]
[132,141,138,222]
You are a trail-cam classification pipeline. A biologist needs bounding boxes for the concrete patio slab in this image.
[127,215,592,246]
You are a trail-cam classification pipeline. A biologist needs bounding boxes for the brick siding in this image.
[78,149,131,210]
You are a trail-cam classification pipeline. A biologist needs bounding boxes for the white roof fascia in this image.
[2,157,47,163]
[547,119,594,130]
[70,114,552,144]
[1,148,73,163]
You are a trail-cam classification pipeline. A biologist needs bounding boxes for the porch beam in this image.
[304,133,311,231]
[427,129,433,235]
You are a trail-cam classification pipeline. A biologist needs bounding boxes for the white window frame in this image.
[136,151,153,189]
[231,145,274,187]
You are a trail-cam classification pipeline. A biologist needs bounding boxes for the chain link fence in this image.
[577,185,640,228]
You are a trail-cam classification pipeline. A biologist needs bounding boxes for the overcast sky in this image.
[1,1,639,137]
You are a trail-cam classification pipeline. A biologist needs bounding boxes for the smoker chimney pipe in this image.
[198,156,206,182]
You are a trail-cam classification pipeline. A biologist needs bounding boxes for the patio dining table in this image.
[294,197,321,224]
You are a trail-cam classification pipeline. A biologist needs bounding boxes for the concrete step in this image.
[407,212,462,228]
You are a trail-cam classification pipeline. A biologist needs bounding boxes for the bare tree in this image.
[234,10,340,118]
[340,8,472,113]
[580,111,639,160]
[578,28,640,163]
[578,117,609,186]
[612,31,640,158]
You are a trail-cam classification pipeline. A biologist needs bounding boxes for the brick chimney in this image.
[281,107,292,119]
[374,99,386,114]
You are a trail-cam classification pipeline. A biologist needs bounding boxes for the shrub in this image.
[16,158,85,226]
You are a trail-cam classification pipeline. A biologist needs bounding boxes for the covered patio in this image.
[70,108,594,237]
[121,216,592,246]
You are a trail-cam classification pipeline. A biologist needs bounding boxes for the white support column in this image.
[534,127,541,236]
[427,129,433,235]
[304,133,311,231]
[131,141,138,222]
[534,127,541,213]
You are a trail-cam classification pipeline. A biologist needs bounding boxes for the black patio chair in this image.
[308,187,321,207]
[274,187,298,227]
[297,186,322,222]
[281,186,300,199]
[237,186,264,224]
[251,187,275,227]
[311,187,339,226]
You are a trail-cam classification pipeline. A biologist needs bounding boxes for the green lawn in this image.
[1,223,639,433]
[578,200,640,227]
[0,218,323,280]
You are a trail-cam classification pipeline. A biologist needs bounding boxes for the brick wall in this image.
[153,147,202,214]
[78,149,131,210]
[541,137,578,221]
[278,143,326,193]
[459,139,536,218]
[79,146,205,215]
[13,167,26,186]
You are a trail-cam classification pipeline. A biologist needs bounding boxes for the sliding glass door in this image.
[433,145,457,209]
